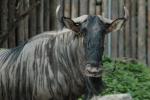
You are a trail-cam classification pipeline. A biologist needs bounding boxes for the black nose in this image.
[90,63,99,67]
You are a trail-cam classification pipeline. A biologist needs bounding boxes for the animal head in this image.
[60,7,128,77]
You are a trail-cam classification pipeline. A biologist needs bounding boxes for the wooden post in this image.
[96,5,100,15]
[29,0,37,37]
[102,0,108,17]
[102,0,108,56]
[111,0,119,58]
[50,0,57,30]
[80,0,88,15]
[118,0,124,57]
[44,0,50,31]
[16,0,25,45]
[96,3,102,15]
[96,0,102,15]
[131,0,137,58]
[16,0,29,43]
[23,0,29,41]
[138,0,146,64]
[8,0,16,47]
[148,0,150,66]
[89,0,96,15]
[72,0,79,18]
[36,0,44,33]
[124,0,132,58]
[64,0,71,17]
[0,0,8,48]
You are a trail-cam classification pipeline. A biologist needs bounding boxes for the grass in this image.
[101,57,150,100]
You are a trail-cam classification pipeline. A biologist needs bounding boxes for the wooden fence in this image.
[0,0,150,66]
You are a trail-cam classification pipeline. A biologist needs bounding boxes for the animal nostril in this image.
[90,63,99,67]
[91,63,98,67]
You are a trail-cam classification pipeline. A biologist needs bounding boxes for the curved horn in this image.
[97,15,113,23]
[124,6,129,20]
[56,5,61,21]
[57,5,88,24]
[72,15,88,23]
[56,3,64,30]
[98,6,129,23]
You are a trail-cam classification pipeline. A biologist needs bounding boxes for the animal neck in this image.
[54,30,86,69]
[49,30,86,95]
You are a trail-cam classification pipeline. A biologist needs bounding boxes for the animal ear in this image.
[62,17,80,33]
[106,18,125,33]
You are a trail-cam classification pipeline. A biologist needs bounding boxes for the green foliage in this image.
[102,57,150,100]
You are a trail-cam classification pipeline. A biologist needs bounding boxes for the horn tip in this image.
[123,6,129,19]
[56,5,61,17]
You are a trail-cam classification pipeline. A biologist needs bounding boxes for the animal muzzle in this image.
[83,63,102,77]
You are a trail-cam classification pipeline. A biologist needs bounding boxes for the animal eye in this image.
[83,19,87,23]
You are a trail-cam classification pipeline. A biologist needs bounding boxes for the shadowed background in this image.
[0,0,150,66]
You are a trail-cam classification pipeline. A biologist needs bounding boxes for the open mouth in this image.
[83,65,102,77]
[84,70,101,77]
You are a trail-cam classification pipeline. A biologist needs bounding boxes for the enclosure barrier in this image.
[0,0,150,66]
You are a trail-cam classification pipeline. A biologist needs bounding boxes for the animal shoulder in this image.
[28,29,72,42]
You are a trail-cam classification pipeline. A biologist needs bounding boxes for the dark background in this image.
[0,0,149,66]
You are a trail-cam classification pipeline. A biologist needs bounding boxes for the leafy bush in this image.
[102,57,150,100]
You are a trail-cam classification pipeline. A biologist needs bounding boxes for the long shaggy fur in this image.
[0,29,102,100]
